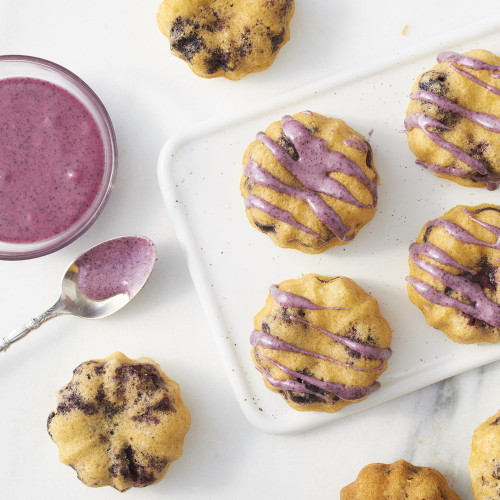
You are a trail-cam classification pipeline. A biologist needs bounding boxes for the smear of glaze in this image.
[75,236,156,301]
[407,208,500,327]
[244,114,377,242]
[405,52,500,190]
[251,284,392,402]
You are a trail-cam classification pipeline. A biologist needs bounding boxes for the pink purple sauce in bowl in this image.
[0,55,117,260]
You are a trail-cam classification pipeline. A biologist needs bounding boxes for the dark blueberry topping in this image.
[170,17,205,61]
[239,30,253,57]
[468,141,491,168]
[93,363,106,375]
[114,363,166,395]
[464,313,489,328]
[103,402,124,419]
[254,220,276,234]
[277,133,299,161]
[131,413,160,425]
[270,30,285,53]
[418,70,449,96]
[131,397,175,425]
[204,48,233,74]
[422,225,433,243]
[153,396,175,413]
[96,385,106,403]
[280,307,292,324]
[365,146,374,170]
[115,445,161,487]
[436,109,461,129]
[470,257,497,292]
[172,33,205,61]
[56,392,97,416]
[347,348,361,360]
[120,446,143,484]
[287,391,324,404]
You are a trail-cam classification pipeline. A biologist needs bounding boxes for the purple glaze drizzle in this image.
[269,284,347,310]
[437,51,500,75]
[75,236,156,301]
[245,194,322,239]
[404,113,487,174]
[251,284,392,402]
[0,77,106,243]
[255,353,381,402]
[343,137,370,153]
[406,52,500,189]
[407,208,500,327]
[251,329,387,373]
[411,89,500,133]
[289,314,392,360]
[244,114,377,242]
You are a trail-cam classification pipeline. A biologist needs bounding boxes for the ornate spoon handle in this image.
[1,301,65,353]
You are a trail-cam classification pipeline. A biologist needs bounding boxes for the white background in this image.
[1,1,500,498]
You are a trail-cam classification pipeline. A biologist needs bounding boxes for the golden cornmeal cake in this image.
[250,274,392,413]
[340,460,461,500]
[240,111,379,254]
[405,49,500,190]
[469,409,500,499]
[47,352,191,492]
[407,204,500,344]
[156,0,294,80]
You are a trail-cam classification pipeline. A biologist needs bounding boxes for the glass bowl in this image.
[0,55,117,260]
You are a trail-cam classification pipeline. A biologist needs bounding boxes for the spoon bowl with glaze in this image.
[1,235,156,353]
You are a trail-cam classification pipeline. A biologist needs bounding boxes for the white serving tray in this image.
[158,17,500,434]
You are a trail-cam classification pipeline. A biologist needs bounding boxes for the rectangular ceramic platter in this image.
[158,18,500,434]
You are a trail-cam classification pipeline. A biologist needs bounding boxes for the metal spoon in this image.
[1,235,156,353]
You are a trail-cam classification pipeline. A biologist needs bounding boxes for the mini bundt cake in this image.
[157,0,294,80]
[405,49,500,190]
[469,409,500,499]
[341,459,460,499]
[241,111,379,253]
[251,274,392,413]
[407,204,500,344]
[47,352,191,491]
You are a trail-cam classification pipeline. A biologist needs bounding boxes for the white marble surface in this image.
[1,1,500,498]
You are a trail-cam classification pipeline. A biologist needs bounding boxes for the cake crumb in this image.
[402,24,409,36]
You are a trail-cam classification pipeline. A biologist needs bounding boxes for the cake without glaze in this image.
[156,0,294,80]
[469,409,500,500]
[251,274,392,413]
[240,111,379,254]
[341,460,460,500]
[407,204,500,344]
[405,49,500,190]
[47,352,191,492]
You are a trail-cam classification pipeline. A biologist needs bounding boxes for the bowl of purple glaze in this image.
[0,55,117,260]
